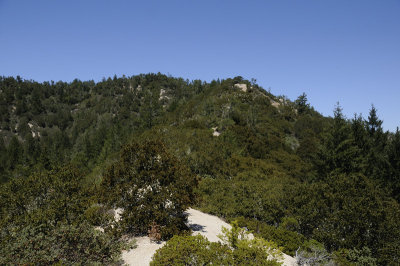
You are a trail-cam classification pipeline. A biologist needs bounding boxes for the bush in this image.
[99,140,197,239]
[295,239,333,266]
[151,221,283,265]
[151,234,230,265]
[0,222,124,265]
[84,204,113,226]
[334,247,377,266]
[236,217,306,256]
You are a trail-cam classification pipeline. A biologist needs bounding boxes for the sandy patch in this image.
[122,237,165,266]
[186,208,231,242]
[121,208,296,265]
[186,208,296,265]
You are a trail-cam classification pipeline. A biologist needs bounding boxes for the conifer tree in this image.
[388,128,400,201]
[295,93,310,115]
[364,105,389,181]
[318,104,361,176]
[100,140,196,239]
[7,136,23,170]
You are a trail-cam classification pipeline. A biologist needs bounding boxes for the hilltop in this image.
[1,73,399,264]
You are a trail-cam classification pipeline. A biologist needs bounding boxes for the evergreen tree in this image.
[7,136,24,170]
[99,140,197,239]
[318,104,360,176]
[388,128,400,201]
[366,105,383,136]
[364,105,389,181]
[295,93,310,115]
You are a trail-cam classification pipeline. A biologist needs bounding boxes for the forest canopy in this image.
[0,73,399,264]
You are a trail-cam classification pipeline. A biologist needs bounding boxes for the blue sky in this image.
[1,0,399,131]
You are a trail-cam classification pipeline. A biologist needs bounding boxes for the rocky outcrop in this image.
[234,83,248,92]
[212,127,221,137]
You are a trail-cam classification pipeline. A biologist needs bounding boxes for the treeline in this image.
[0,73,399,264]
[0,74,205,182]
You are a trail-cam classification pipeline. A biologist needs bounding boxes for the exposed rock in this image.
[270,99,280,109]
[159,89,169,101]
[234,83,248,92]
[113,208,124,222]
[94,226,104,233]
[212,127,220,137]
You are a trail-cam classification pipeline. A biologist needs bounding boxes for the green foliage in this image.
[151,222,283,266]
[317,104,361,176]
[1,74,399,264]
[235,217,305,256]
[388,128,400,201]
[295,239,333,266]
[99,140,197,239]
[0,166,126,264]
[151,234,231,265]
[334,247,377,266]
[295,93,310,115]
[0,222,123,265]
[84,204,113,226]
[219,220,243,249]
[291,173,400,264]
[198,164,297,224]
[0,166,90,229]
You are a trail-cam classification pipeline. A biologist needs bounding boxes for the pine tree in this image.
[364,105,389,181]
[388,128,400,201]
[99,140,197,239]
[7,136,23,170]
[318,104,361,177]
[295,93,310,115]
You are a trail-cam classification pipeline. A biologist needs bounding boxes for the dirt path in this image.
[122,236,165,266]
[121,208,296,265]
[186,208,232,242]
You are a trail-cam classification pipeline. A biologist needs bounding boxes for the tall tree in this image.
[295,93,310,115]
[7,136,24,170]
[364,105,389,181]
[317,104,361,177]
[387,128,400,201]
[100,140,197,239]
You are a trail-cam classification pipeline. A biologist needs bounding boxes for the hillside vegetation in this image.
[1,73,399,265]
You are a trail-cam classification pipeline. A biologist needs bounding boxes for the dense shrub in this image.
[151,222,282,266]
[334,247,377,266]
[235,217,306,256]
[99,140,197,239]
[0,222,123,265]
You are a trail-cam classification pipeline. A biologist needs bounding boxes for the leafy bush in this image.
[84,204,113,226]
[295,239,333,266]
[151,234,230,265]
[0,222,124,265]
[235,217,305,256]
[334,247,377,266]
[99,140,197,239]
[151,221,283,265]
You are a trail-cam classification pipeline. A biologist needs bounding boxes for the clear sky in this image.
[1,0,399,131]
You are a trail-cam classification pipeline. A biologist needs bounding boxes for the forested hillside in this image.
[1,73,399,265]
